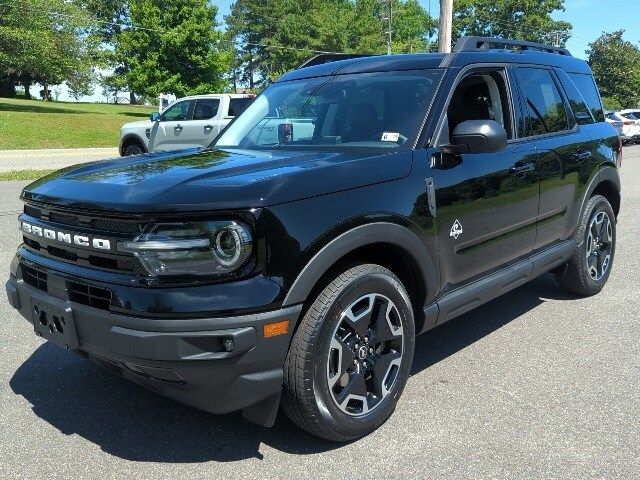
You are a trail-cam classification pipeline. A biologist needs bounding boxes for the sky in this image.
[46,0,640,102]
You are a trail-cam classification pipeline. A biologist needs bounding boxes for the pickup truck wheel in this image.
[282,264,415,441]
[556,194,616,296]
[123,143,144,156]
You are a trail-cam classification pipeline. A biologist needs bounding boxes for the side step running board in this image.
[419,240,574,334]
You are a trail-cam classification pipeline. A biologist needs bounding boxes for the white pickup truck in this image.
[119,94,254,156]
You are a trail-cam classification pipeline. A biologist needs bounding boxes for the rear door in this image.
[182,97,222,148]
[512,66,595,248]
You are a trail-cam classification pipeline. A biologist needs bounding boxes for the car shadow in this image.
[411,273,576,374]
[9,274,578,461]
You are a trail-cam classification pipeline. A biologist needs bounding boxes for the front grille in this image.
[22,265,47,292]
[24,205,143,235]
[67,281,112,310]
[22,237,139,273]
[21,203,147,274]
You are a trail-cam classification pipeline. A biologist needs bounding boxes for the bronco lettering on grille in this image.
[21,222,111,251]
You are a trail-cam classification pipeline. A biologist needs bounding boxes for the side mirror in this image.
[278,123,293,143]
[448,120,507,154]
[150,112,161,122]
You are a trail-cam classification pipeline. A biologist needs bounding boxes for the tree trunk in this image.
[21,76,31,99]
[248,58,254,90]
[43,82,50,101]
[129,91,136,105]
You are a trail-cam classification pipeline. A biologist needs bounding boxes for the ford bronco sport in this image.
[6,37,621,441]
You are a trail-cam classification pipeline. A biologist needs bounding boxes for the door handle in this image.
[174,124,183,132]
[509,163,535,176]
[204,124,214,132]
[572,151,592,162]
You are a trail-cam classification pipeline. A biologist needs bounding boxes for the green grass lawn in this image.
[0,97,155,150]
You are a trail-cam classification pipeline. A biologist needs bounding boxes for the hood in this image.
[121,119,153,131]
[21,148,412,213]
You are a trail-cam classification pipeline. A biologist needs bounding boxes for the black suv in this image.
[6,37,621,441]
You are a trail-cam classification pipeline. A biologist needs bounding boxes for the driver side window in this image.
[161,100,192,121]
[442,70,513,144]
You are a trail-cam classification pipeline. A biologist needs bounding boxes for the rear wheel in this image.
[556,195,616,296]
[282,264,415,441]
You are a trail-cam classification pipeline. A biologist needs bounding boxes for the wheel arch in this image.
[119,133,148,156]
[591,177,620,217]
[281,222,437,333]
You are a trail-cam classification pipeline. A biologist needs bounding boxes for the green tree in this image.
[226,0,435,88]
[588,31,640,108]
[452,0,572,47]
[114,0,232,98]
[0,0,96,99]
[67,69,97,100]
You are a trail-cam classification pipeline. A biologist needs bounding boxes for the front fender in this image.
[281,222,437,308]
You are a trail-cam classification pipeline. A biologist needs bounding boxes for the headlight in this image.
[118,221,253,277]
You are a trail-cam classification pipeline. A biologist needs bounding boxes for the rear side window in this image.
[228,98,253,117]
[193,99,220,120]
[568,73,605,122]
[516,67,569,136]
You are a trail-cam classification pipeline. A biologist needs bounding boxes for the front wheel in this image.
[282,264,415,441]
[556,194,616,296]
[123,143,144,156]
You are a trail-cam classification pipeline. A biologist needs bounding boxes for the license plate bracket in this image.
[31,298,78,350]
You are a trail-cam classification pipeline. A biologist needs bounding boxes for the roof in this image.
[180,93,253,100]
[279,43,591,82]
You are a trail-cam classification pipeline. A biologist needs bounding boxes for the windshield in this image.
[215,70,443,151]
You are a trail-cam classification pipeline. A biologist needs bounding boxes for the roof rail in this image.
[299,53,376,69]
[453,36,571,56]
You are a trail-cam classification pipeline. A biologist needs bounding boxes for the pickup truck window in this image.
[161,100,192,121]
[516,68,569,136]
[193,99,220,120]
[229,98,253,117]
[215,70,443,151]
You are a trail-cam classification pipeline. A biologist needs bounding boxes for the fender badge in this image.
[450,219,463,239]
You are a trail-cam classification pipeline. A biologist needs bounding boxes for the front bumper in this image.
[6,273,302,419]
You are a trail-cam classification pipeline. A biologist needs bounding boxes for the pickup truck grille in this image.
[21,203,147,275]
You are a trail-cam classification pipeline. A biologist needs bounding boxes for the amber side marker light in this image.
[263,319,290,338]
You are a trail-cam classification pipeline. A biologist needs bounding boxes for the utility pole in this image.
[380,0,393,55]
[438,0,453,53]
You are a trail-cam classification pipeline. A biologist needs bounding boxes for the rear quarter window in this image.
[568,73,605,122]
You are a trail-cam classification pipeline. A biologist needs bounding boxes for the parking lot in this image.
[1,147,639,479]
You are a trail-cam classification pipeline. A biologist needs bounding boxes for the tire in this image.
[123,142,144,156]
[282,264,415,441]
[555,195,616,296]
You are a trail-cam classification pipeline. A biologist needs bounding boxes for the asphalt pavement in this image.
[1,146,639,479]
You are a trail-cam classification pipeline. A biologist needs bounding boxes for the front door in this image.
[431,67,540,288]
[150,99,194,152]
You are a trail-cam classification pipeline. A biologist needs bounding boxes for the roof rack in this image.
[453,36,571,56]
[299,53,376,69]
